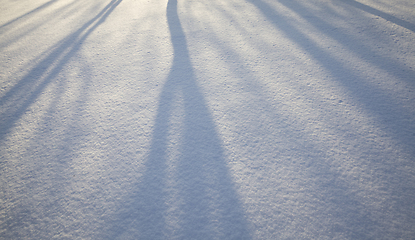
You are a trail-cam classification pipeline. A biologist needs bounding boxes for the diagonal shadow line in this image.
[191,5,387,234]
[247,0,415,153]
[340,0,415,33]
[0,0,83,51]
[168,0,414,238]
[244,0,415,234]
[280,0,415,84]
[0,0,123,143]
[106,0,251,239]
[0,0,59,29]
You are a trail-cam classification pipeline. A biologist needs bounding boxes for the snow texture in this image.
[1,0,415,239]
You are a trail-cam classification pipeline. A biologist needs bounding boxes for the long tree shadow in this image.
[107,0,251,239]
[0,0,123,143]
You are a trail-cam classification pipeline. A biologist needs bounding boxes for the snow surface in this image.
[1,0,415,239]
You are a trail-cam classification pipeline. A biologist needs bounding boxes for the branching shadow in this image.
[0,0,123,143]
[106,0,251,239]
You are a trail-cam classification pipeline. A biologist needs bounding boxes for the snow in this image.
[1,0,414,239]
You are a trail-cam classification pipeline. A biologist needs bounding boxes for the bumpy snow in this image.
[1,0,414,239]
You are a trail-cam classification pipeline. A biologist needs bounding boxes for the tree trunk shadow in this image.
[108,0,251,239]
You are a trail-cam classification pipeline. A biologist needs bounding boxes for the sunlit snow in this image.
[1,0,415,239]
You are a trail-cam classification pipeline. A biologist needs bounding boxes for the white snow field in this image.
[1,0,415,239]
